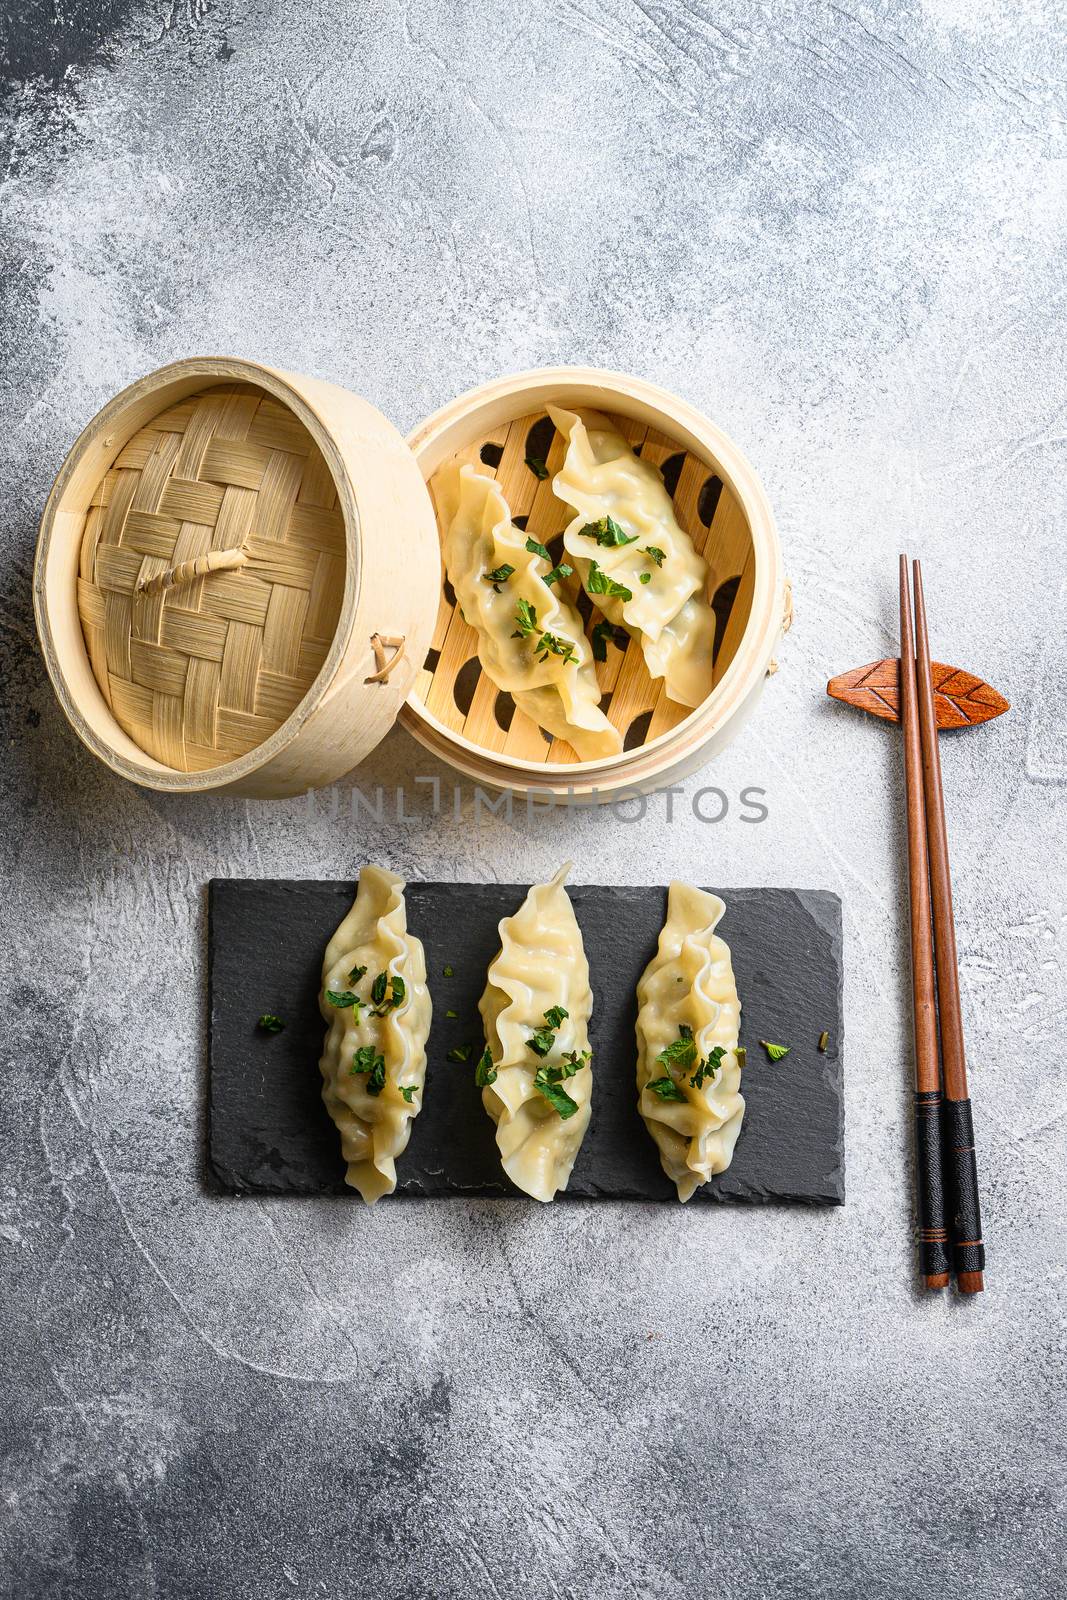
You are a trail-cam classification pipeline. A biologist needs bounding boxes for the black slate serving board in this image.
[208,881,844,1204]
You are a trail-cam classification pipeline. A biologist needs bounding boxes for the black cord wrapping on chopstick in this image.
[941,1097,985,1278]
[914,1089,951,1281]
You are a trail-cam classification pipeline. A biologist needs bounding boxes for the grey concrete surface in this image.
[1,2,1065,1596]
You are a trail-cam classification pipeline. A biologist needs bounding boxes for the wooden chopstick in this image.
[899,556,951,1290]
[912,559,985,1295]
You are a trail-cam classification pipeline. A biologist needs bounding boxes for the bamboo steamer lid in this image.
[34,357,442,796]
[77,382,349,771]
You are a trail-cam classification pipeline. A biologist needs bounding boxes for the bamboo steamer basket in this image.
[34,360,789,800]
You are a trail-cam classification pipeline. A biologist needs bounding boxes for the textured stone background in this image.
[2,2,1065,1596]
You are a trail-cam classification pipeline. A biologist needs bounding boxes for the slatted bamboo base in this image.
[411,409,754,764]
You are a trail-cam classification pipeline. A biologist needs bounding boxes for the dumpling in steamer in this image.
[433,462,622,760]
[477,863,593,1201]
[548,405,717,707]
[636,881,745,1201]
[319,866,432,1204]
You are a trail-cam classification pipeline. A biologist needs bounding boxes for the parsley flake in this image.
[326,990,361,1011]
[588,561,633,603]
[525,455,550,480]
[759,1039,791,1062]
[475,1046,497,1087]
[533,1066,581,1119]
[348,964,367,985]
[577,515,638,548]
[351,1046,386,1095]
[643,546,666,566]
[257,1013,285,1034]
[735,1046,747,1068]
[543,1005,569,1029]
[399,1084,417,1104]
[511,598,539,639]
[443,965,454,978]
[655,1025,697,1072]
[447,1043,473,1064]
[485,563,516,592]
[525,536,552,561]
[639,571,651,585]
[543,562,573,588]
[647,1075,687,1102]
[691,1046,726,1089]
[591,620,626,662]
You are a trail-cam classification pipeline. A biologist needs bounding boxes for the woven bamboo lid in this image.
[75,382,346,771]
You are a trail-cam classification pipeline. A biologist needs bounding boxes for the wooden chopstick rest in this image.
[827,657,1009,729]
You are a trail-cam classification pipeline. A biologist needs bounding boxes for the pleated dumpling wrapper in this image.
[432,461,622,759]
[477,863,593,1201]
[319,866,432,1204]
[548,405,717,707]
[636,881,745,1201]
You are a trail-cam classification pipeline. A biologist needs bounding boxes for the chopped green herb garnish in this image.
[326,990,360,1011]
[588,561,633,603]
[643,546,666,566]
[351,1045,386,1097]
[484,563,515,591]
[527,1027,557,1058]
[543,562,573,588]
[447,1043,473,1064]
[759,1039,791,1062]
[475,1046,497,1087]
[534,629,578,666]
[368,970,405,1015]
[525,455,550,480]
[533,1065,580,1119]
[399,1084,417,1104]
[525,536,552,561]
[691,1045,726,1089]
[511,598,539,639]
[257,1013,285,1033]
[577,515,638,548]
[818,1030,830,1053]
[639,571,651,585]
[647,1075,687,1102]
[735,1046,747,1068]
[560,1048,590,1076]
[347,964,367,985]
[591,621,613,662]
[446,1008,458,1019]
[655,1025,697,1072]
[543,1005,569,1030]
[443,965,454,978]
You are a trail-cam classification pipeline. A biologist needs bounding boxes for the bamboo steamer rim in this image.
[400,365,785,794]
[34,356,364,792]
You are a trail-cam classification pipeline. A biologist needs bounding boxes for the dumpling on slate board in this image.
[477,862,593,1202]
[636,881,745,1201]
[319,866,432,1204]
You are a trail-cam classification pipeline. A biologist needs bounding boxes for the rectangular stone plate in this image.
[208,881,845,1204]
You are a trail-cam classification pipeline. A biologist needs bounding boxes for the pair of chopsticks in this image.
[899,558,984,1294]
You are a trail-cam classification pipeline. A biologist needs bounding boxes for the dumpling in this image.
[477,863,593,1201]
[548,405,717,707]
[635,881,745,1200]
[433,461,622,759]
[319,866,432,1204]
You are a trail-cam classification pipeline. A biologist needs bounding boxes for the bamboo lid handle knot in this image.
[364,633,406,683]
[136,545,249,597]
